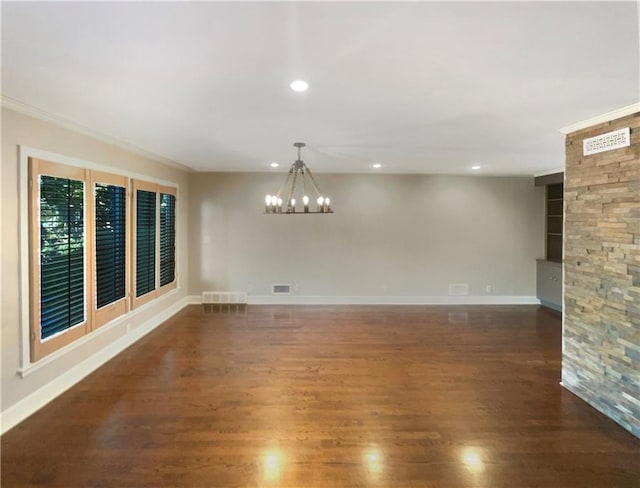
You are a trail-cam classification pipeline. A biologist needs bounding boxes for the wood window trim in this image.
[91,171,130,330]
[29,158,91,362]
[131,179,159,309]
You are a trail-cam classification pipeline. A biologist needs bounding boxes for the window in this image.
[159,189,177,289]
[40,175,85,336]
[29,159,89,361]
[92,171,129,328]
[132,181,177,308]
[135,187,156,299]
[29,158,178,361]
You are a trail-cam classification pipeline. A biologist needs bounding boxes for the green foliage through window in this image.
[39,175,85,339]
[95,184,126,308]
[136,190,156,297]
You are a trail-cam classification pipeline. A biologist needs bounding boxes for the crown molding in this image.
[1,95,194,173]
[533,167,564,177]
[559,103,640,134]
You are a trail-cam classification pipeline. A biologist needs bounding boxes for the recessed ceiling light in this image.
[290,80,309,92]
[270,162,279,168]
[471,165,481,170]
[372,163,382,169]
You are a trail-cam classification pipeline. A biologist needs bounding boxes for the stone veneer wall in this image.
[562,111,640,437]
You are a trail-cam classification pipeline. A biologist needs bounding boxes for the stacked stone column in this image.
[562,111,640,437]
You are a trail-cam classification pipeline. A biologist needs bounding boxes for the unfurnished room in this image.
[1,1,639,487]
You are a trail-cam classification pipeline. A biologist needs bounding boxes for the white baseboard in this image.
[190,294,540,305]
[0,296,190,435]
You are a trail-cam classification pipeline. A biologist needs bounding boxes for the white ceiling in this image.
[2,2,638,175]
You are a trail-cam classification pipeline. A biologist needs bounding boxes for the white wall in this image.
[189,172,544,302]
[0,107,191,427]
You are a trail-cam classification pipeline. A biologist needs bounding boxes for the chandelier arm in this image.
[287,168,299,206]
[275,167,294,199]
[302,169,308,198]
[304,166,323,197]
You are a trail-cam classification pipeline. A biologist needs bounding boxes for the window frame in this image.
[29,158,91,362]
[91,171,130,330]
[131,181,178,309]
[131,179,159,309]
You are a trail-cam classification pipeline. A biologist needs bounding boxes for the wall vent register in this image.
[583,127,630,156]
[272,284,291,294]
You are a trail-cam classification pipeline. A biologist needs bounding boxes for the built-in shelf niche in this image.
[546,182,563,262]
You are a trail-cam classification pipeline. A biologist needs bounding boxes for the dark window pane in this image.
[136,189,156,297]
[39,175,84,339]
[160,193,176,287]
[95,184,126,309]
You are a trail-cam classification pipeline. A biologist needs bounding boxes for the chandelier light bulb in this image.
[265,195,272,206]
[303,195,309,205]
[317,196,324,206]
[271,195,278,205]
[290,198,296,207]
[325,197,331,206]
[277,197,283,206]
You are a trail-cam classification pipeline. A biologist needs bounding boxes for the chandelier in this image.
[265,142,333,214]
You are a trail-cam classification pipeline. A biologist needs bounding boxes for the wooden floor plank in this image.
[2,305,639,487]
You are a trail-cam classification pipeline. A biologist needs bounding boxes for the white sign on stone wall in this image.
[583,127,631,156]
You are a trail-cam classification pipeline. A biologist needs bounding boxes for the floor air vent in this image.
[272,284,291,294]
[201,291,248,304]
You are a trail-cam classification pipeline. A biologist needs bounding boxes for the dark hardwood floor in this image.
[2,305,639,487]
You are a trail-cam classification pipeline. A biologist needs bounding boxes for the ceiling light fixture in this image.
[471,165,481,170]
[372,163,382,169]
[290,80,309,92]
[265,142,333,214]
[270,162,279,168]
